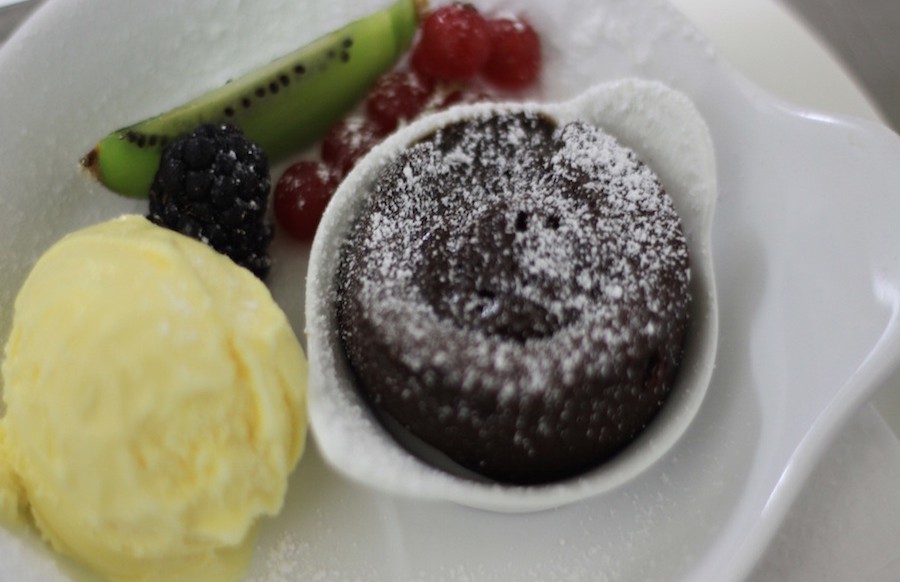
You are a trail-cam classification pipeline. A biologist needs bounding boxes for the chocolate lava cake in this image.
[335,111,691,485]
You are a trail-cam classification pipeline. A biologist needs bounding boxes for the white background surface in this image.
[672,0,882,123]
[668,0,900,437]
[675,0,900,440]
[671,0,900,579]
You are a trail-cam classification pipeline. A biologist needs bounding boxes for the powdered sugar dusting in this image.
[330,108,694,482]
[248,531,364,582]
[338,111,690,397]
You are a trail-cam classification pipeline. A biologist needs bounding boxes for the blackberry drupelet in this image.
[147,123,274,279]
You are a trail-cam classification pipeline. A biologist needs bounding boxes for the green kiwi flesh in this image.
[82,0,423,199]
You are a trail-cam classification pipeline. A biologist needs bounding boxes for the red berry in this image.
[482,17,541,91]
[273,160,340,242]
[435,86,491,110]
[321,117,387,177]
[411,4,491,82]
[366,71,436,133]
[410,42,435,81]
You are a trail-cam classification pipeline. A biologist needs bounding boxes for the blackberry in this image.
[147,123,274,279]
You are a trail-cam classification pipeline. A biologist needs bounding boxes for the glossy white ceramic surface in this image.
[1,0,900,580]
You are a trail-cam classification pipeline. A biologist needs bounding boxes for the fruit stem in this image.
[413,0,430,21]
[80,148,100,179]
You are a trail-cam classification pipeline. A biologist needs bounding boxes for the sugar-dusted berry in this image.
[482,17,541,91]
[366,70,436,133]
[411,3,490,82]
[321,117,387,177]
[435,86,491,111]
[273,160,340,242]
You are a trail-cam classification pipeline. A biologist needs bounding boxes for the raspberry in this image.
[482,17,542,91]
[411,3,490,82]
[147,123,274,279]
[366,70,436,133]
[321,117,387,177]
[273,160,340,242]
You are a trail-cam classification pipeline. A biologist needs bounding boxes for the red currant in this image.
[411,3,491,82]
[321,117,387,177]
[273,160,340,242]
[366,70,436,133]
[482,17,541,91]
[435,86,491,110]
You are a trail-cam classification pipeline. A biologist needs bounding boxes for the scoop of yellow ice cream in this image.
[0,424,26,528]
[0,215,307,581]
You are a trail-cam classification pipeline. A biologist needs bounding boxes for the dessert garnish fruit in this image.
[365,70,436,133]
[0,215,308,582]
[81,0,424,199]
[147,123,274,279]
[480,16,541,90]
[335,109,691,484]
[80,0,543,247]
[273,160,342,243]
[410,3,491,82]
[409,2,540,89]
[272,3,544,242]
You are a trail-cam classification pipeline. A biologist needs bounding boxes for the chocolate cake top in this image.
[338,111,690,400]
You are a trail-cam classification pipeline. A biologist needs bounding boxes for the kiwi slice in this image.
[82,0,425,198]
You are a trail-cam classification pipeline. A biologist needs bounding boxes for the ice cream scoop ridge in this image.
[0,215,308,581]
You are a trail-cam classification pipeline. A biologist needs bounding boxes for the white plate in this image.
[2,0,900,580]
